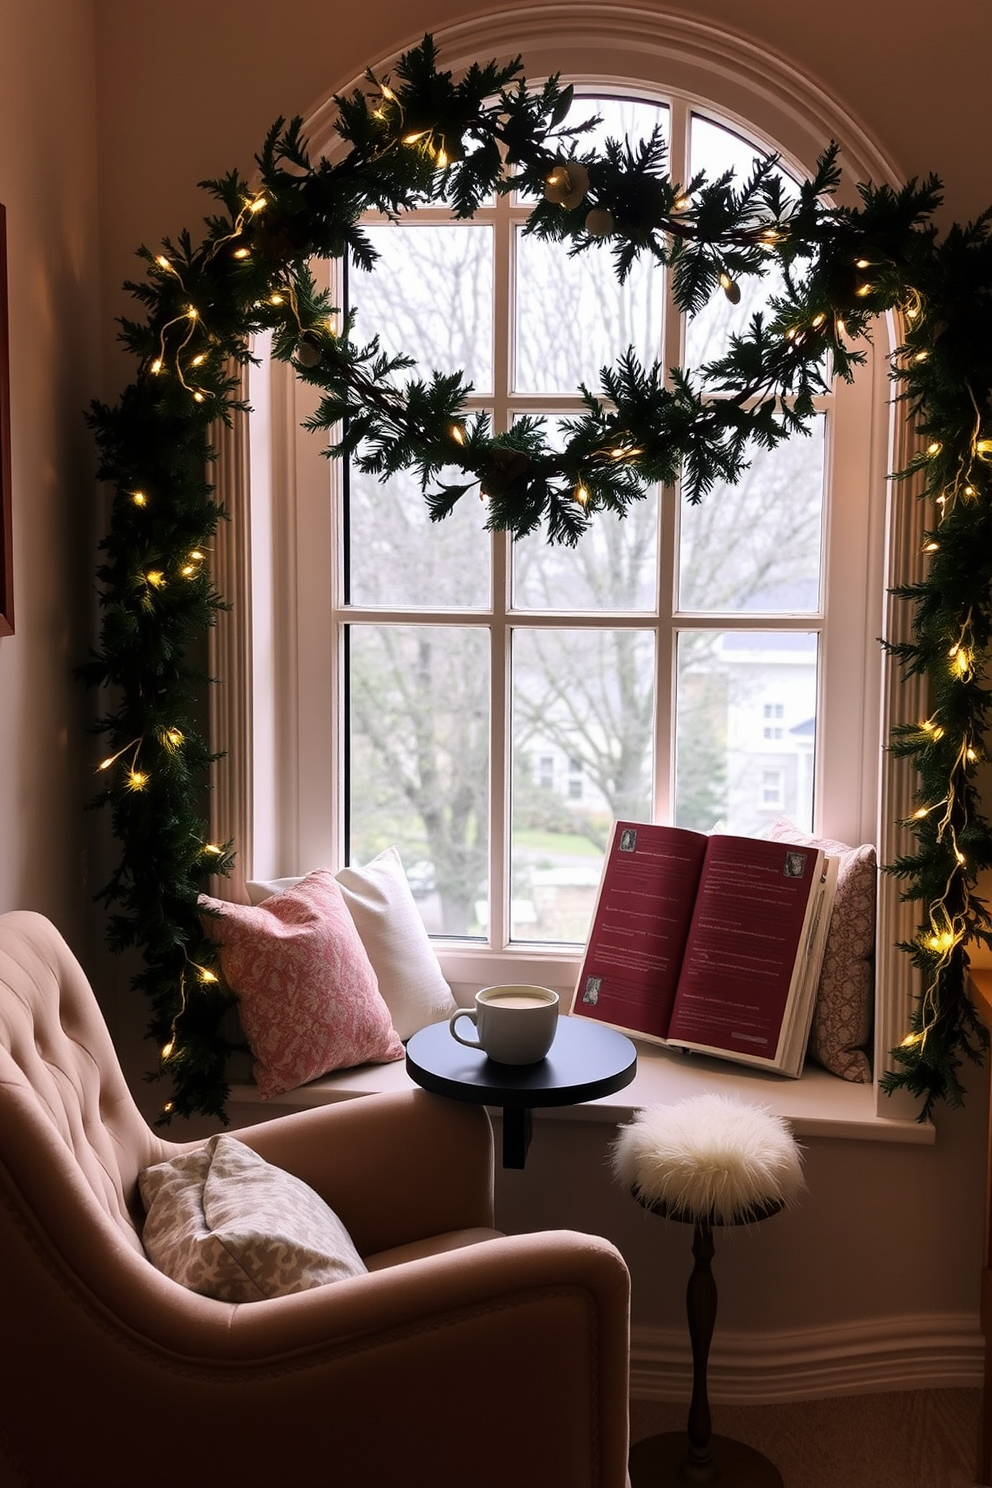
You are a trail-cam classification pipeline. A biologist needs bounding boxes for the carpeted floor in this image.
[629,1388,982,1488]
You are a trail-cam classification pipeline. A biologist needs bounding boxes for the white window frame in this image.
[211,10,927,1120]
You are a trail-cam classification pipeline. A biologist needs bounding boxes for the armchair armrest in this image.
[222,1227,632,1488]
[233,1088,494,1255]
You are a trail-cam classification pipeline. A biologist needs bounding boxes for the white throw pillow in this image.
[247,848,456,1041]
[139,1133,367,1301]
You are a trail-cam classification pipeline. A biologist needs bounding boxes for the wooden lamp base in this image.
[629,1430,784,1486]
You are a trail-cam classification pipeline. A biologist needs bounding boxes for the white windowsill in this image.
[227,1029,933,1145]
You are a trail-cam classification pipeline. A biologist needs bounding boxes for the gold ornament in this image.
[544,161,590,210]
[585,207,615,238]
[295,338,323,368]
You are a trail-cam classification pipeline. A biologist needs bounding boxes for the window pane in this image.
[515,96,670,202]
[348,624,489,936]
[561,96,671,168]
[678,418,825,613]
[353,224,493,392]
[683,258,789,373]
[514,229,663,393]
[675,630,817,835]
[684,115,795,373]
[511,627,655,942]
[513,488,658,611]
[348,465,491,608]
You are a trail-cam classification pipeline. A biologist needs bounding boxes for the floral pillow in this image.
[140,1134,367,1301]
[199,870,404,1098]
[769,820,876,1082]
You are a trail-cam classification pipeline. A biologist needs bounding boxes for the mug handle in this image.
[449,1009,483,1049]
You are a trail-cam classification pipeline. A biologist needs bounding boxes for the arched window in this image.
[217,13,924,1116]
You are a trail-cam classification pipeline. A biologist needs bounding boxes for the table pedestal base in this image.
[629,1431,784,1486]
[500,1106,532,1168]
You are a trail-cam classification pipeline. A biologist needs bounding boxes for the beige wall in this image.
[1,0,990,1375]
[491,1101,989,1348]
[91,0,992,384]
[0,0,101,954]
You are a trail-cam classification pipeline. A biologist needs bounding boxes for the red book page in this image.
[573,822,707,1038]
[665,836,819,1058]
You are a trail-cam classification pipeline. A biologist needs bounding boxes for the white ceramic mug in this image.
[449,985,560,1065]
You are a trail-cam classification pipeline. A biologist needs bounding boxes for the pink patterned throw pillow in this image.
[199,871,404,1098]
[768,820,876,1083]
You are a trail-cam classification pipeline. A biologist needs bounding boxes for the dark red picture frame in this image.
[0,203,11,636]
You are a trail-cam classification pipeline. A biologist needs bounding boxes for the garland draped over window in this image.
[82,36,992,1121]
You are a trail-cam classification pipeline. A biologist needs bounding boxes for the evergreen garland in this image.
[83,35,992,1121]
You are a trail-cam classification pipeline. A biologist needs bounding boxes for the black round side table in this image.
[405,1015,637,1168]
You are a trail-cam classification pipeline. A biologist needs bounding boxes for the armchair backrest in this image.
[0,910,177,1253]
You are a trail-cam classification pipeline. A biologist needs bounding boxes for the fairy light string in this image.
[82,33,992,1121]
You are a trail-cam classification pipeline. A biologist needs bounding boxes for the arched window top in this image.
[302,6,902,202]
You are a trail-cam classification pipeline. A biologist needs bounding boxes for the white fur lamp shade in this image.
[611,1093,805,1225]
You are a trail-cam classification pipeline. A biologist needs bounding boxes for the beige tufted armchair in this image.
[0,911,631,1487]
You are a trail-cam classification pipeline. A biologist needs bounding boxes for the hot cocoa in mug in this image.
[449,985,560,1064]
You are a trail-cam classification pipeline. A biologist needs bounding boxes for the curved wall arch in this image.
[303,5,901,196]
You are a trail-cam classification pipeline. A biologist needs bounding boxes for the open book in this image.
[570,821,838,1077]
